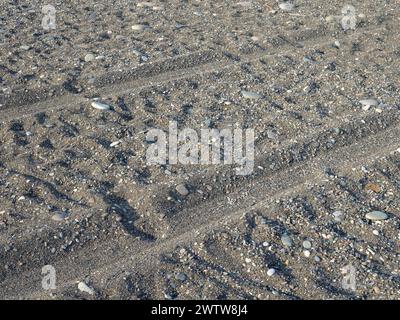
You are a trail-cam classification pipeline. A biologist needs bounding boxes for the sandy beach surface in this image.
[0,0,399,299]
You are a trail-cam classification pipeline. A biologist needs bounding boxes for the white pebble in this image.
[91,101,111,111]
[360,99,378,111]
[267,268,276,277]
[84,53,95,62]
[78,282,94,295]
[132,24,148,31]
[303,250,311,258]
[279,2,295,11]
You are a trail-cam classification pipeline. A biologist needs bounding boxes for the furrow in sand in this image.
[0,23,390,121]
[2,115,399,299]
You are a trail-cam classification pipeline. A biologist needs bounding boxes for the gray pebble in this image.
[241,90,263,100]
[279,2,295,11]
[360,99,378,110]
[132,24,148,31]
[302,240,312,249]
[84,53,95,62]
[51,212,68,222]
[175,272,187,281]
[365,211,388,221]
[281,234,293,247]
[176,184,189,196]
[333,210,344,222]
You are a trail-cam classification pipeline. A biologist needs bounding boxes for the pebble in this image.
[267,268,276,277]
[110,140,121,148]
[333,40,341,48]
[325,15,335,23]
[302,240,312,249]
[84,53,95,62]
[360,99,378,111]
[333,210,344,222]
[176,184,189,196]
[78,282,94,295]
[51,212,68,222]
[20,45,30,51]
[372,230,379,236]
[365,211,388,221]
[267,129,278,140]
[137,1,153,7]
[303,250,311,258]
[91,101,111,111]
[314,256,321,262]
[281,234,293,247]
[132,24,148,31]
[175,272,187,281]
[241,90,263,100]
[278,2,295,11]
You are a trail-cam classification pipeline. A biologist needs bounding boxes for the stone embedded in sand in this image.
[84,53,95,62]
[176,184,189,196]
[302,240,312,249]
[51,212,68,222]
[360,99,378,111]
[110,140,121,148]
[267,268,276,277]
[137,1,153,7]
[365,211,388,221]
[78,282,94,295]
[325,15,335,23]
[333,210,344,222]
[241,90,263,100]
[281,234,293,247]
[132,24,148,31]
[91,101,111,111]
[279,2,295,11]
[175,272,187,281]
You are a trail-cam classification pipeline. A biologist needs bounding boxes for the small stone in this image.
[78,282,94,295]
[176,184,189,196]
[365,211,388,221]
[314,256,321,262]
[333,210,344,222]
[358,13,366,20]
[137,2,154,8]
[333,40,341,48]
[267,129,278,140]
[267,268,276,277]
[245,258,252,263]
[20,45,30,51]
[302,240,312,249]
[175,272,187,281]
[84,53,95,62]
[303,250,311,258]
[51,212,68,222]
[132,24,148,31]
[278,2,295,11]
[164,293,173,300]
[91,101,111,111]
[360,99,378,111]
[325,15,335,23]
[281,234,293,247]
[372,230,379,236]
[364,183,381,193]
[241,90,263,100]
[110,140,121,148]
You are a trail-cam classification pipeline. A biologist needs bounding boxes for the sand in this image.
[0,0,399,299]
